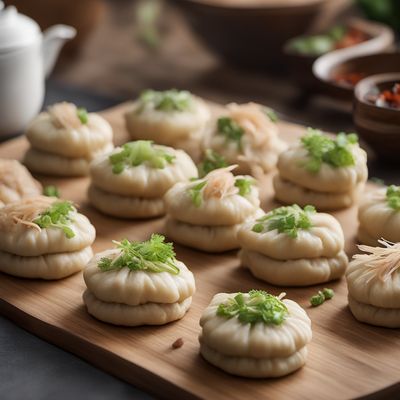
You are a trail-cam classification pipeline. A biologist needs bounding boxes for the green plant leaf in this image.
[137,89,192,112]
[386,185,400,211]
[77,107,89,124]
[301,129,358,173]
[33,201,75,238]
[252,204,315,238]
[217,290,288,325]
[98,234,180,275]
[109,140,175,174]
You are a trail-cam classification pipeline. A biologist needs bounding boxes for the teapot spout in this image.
[42,25,76,77]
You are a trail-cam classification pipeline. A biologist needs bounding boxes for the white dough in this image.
[0,208,95,257]
[24,144,113,177]
[199,292,312,378]
[165,209,264,253]
[83,290,192,326]
[89,145,197,197]
[200,294,312,358]
[199,342,308,378]
[84,249,195,306]
[273,175,363,211]
[358,188,400,245]
[206,103,286,176]
[240,249,348,286]
[348,295,400,328]
[277,141,368,193]
[0,159,41,207]
[237,212,344,260]
[164,178,260,226]
[0,246,93,280]
[88,185,165,218]
[346,255,400,309]
[26,110,113,158]
[125,96,210,143]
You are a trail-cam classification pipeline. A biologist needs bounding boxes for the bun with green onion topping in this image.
[199,291,312,377]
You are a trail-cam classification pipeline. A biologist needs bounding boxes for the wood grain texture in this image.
[0,103,399,400]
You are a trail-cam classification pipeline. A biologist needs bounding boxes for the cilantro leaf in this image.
[252,204,315,238]
[301,129,358,173]
[217,290,288,325]
[109,140,175,174]
[138,89,192,112]
[198,149,228,178]
[98,234,180,274]
[33,201,75,238]
[217,117,244,148]
[386,185,400,211]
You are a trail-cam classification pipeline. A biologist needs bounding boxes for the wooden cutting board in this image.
[0,103,399,400]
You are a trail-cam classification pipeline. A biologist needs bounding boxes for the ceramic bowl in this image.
[173,0,330,71]
[354,73,400,162]
[284,18,394,91]
[312,20,395,100]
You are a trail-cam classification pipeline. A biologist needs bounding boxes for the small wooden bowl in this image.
[354,73,400,162]
[312,21,394,100]
[172,0,329,71]
[284,18,393,91]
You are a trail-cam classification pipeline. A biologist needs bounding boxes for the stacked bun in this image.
[357,185,400,246]
[125,89,210,161]
[346,240,400,328]
[274,129,368,210]
[238,204,348,286]
[0,196,95,279]
[164,166,263,252]
[88,140,197,218]
[83,235,195,326]
[24,102,113,176]
[199,291,312,377]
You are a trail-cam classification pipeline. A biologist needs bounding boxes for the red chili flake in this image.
[172,338,184,349]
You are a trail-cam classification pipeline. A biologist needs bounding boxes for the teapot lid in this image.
[0,1,40,52]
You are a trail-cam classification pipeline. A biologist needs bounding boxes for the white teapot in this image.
[0,1,76,136]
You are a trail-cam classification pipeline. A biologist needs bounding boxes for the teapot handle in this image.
[42,25,76,78]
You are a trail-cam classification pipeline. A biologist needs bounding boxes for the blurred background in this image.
[3,0,398,132]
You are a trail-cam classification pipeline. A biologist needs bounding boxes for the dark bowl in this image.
[284,18,394,91]
[354,73,400,162]
[173,0,330,71]
[312,22,395,101]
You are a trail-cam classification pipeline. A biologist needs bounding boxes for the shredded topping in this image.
[0,196,54,231]
[0,159,41,204]
[225,102,277,149]
[188,166,254,207]
[203,165,238,200]
[48,102,88,129]
[351,239,400,283]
